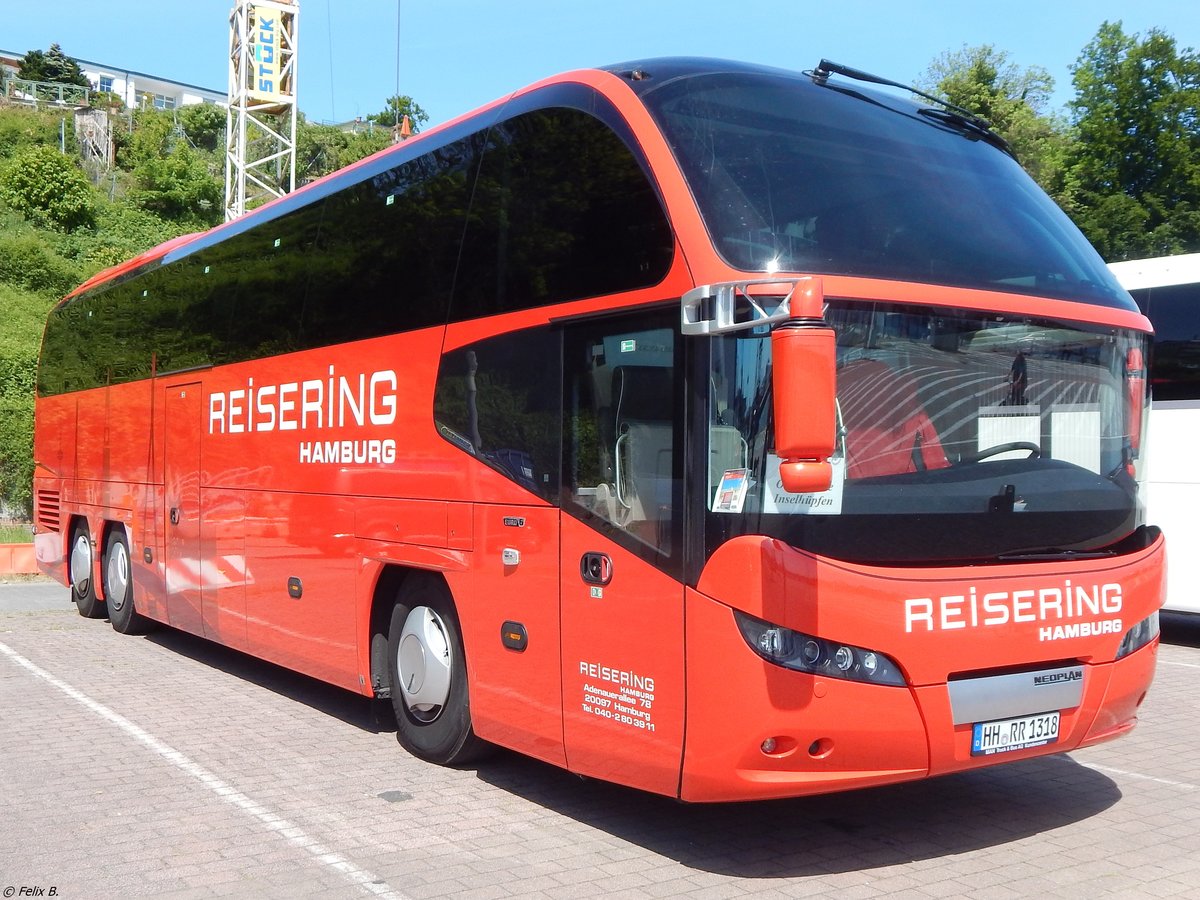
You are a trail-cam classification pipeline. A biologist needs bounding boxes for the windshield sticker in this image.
[763,454,845,515]
[712,468,750,513]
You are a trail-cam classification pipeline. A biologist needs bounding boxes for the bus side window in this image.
[612,365,674,528]
[1138,284,1200,402]
[433,327,562,500]
[564,321,680,556]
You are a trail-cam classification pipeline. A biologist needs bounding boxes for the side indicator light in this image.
[501,621,528,652]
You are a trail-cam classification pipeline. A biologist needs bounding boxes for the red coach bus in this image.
[33,58,1163,801]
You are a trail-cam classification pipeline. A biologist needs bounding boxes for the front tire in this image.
[387,574,487,765]
[104,529,152,635]
[70,523,105,619]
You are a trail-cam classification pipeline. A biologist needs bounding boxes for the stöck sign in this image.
[249,4,286,102]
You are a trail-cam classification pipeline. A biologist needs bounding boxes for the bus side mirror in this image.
[771,280,836,494]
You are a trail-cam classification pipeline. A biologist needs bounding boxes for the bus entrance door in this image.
[163,382,203,634]
[557,315,686,797]
[558,516,686,797]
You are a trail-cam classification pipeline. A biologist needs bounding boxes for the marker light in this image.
[734,611,907,686]
[1116,612,1160,660]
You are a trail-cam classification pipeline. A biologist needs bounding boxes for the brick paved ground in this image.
[1,582,1196,899]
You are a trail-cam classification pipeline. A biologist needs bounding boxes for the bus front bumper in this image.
[679,588,1158,803]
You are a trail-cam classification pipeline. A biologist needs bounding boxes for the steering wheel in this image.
[967,441,1041,462]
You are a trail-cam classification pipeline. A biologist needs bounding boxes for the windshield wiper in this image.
[916,108,1014,156]
[998,548,1115,562]
[809,59,1015,158]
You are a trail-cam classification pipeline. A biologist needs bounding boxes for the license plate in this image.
[971,711,1060,756]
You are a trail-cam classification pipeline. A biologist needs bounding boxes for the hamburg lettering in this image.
[298,439,396,465]
[904,581,1123,642]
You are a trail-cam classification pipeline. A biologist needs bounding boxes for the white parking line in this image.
[1074,760,1198,791]
[0,639,407,900]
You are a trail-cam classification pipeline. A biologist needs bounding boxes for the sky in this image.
[4,1,1197,128]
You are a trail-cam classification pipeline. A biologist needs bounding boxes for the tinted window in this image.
[434,328,562,500]
[640,70,1132,310]
[1139,283,1200,401]
[702,301,1148,565]
[181,202,324,370]
[307,137,480,341]
[39,137,480,396]
[562,312,681,566]
[452,107,673,320]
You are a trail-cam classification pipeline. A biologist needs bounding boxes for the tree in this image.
[17,44,89,87]
[115,108,223,227]
[296,117,391,182]
[367,95,430,133]
[179,103,227,153]
[920,45,1067,189]
[129,147,222,226]
[1058,22,1200,260]
[0,144,96,232]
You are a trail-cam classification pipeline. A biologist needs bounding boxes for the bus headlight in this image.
[1115,612,1160,660]
[733,611,907,686]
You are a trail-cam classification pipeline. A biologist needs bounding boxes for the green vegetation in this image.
[1,143,97,230]
[922,22,1200,261]
[368,94,430,130]
[16,44,89,88]
[0,523,32,543]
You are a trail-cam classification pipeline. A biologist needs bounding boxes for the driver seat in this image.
[839,359,948,478]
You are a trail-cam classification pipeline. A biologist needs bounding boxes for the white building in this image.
[0,49,223,109]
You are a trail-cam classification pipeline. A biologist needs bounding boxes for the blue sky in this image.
[6,1,1197,127]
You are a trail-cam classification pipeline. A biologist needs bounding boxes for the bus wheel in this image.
[104,529,151,635]
[387,574,487,765]
[70,523,105,619]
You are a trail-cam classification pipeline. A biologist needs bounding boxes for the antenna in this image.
[225,0,299,220]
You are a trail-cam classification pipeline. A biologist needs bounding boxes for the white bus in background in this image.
[1109,253,1200,615]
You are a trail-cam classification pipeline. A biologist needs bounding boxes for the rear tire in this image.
[387,573,488,765]
[70,523,105,619]
[104,529,152,635]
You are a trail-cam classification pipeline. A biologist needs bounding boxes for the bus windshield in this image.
[705,301,1151,565]
[638,67,1132,310]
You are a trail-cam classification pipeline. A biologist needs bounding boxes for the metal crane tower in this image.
[225,0,299,221]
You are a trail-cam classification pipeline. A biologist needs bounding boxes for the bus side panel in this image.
[199,488,249,652]
[455,503,565,768]
[133,480,168,625]
[164,382,204,634]
[74,387,107,497]
[32,394,75,584]
[1146,403,1199,613]
[102,378,154,509]
[33,395,71,482]
[242,490,360,691]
